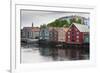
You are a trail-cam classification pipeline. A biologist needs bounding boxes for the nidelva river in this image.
[21,43,89,63]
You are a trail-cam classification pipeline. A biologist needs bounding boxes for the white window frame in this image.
[68,32,70,34]
[76,36,79,38]
[68,36,70,38]
[76,39,79,42]
[77,32,79,34]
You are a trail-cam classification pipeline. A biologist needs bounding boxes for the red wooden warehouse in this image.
[66,23,89,44]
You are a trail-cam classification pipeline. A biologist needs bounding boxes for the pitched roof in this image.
[23,27,32,31]
[71,23,89,32]
[63,28,69,32]
[32,28,40,32]
[23,27,40,32]
[48,27,69,33]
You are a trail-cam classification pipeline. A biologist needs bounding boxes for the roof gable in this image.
[69,23,89,32]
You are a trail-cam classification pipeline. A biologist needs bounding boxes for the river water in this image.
[21,43,89,63]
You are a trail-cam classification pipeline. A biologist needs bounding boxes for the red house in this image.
[66,23,89,44]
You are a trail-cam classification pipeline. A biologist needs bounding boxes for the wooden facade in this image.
[66,23,89,44]
[57,28,68,43]
[21,27,40,39]
[49,28,58,42]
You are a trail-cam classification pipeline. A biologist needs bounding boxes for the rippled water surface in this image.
[21,43,89,63]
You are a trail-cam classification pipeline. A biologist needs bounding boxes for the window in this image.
[72,39,75,42]
[77,32,79,34]
[75,28,77,31]
[68,32,70,34]
[55,32,57,35]
[76,39,79,42]
[55,35,57,37]
[68,39,70,42]
[72,32,74,34]
[76,36,79,38]
[68,36,70,38]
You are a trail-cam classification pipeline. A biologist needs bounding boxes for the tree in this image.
[76,18,82,24]
[47,19,70,27]
[40,24,47,28]
[47,16,83,28]
[70,18,82,24]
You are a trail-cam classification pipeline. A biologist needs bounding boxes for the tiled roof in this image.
[23,27,32,30]
[48,27,69,32]
[23,27,40,32]
[72,23,89,32]
[63,28,69,32]
[32,27,40,32]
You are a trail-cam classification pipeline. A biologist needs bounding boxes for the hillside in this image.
[46,16,89,27]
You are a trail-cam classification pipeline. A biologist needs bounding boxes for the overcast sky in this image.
[21,10,89,29]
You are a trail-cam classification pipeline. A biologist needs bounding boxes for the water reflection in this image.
[21,43,89,63]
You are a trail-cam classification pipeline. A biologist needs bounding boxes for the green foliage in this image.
[76,18,82,24]
[70,18,82,24]
[45,16,83,28]
[47,19,70,27]
[40,24,47,28]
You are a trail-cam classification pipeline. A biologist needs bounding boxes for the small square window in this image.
[76,39,79,42]
[68,39,70,42]
[72,32,74,34]
[72,35,74,38]
[68,32,70,34]
[68,36,70,38]
[76,36,79,38]
[77,32,79,34]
